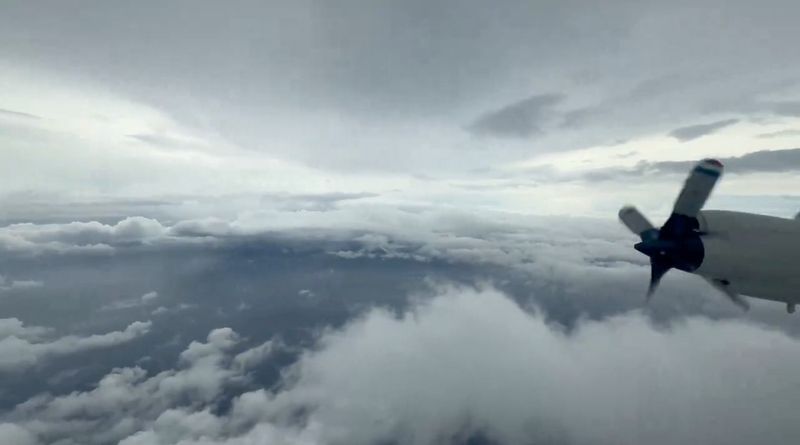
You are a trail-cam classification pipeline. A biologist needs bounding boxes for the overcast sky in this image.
[2,2,800,444]
[1,0,800,219]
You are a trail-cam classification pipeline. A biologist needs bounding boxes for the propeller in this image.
[618,159,744,308]
[647,258,671,300]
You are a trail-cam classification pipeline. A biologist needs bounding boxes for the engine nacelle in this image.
[696,210,800,302]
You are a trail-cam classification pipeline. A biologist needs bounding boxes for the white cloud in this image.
[0,275,43,292]
[232,341,275,372]
[0,205,762,318]
[0,423,39,445]
[0,318,49,341]
[5,280,43,290]
[250,286,800,444]
[0,217,168,254]
[5,287,800,445]
[141,291,159,302]
[0,319,151,373]
[5,327,277,445]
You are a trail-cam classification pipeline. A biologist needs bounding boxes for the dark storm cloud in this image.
[0,1,617,117]
[669,119,739,142]
[646,149,796,175]
[711,98,800,121]
[3,1,800,173]
[763,100,800,118]
[259,191,379,211]
[0,193,177,226]
[566,148,800,183]
[560,106,602,129]
[651,148,800,174]
[468,94,563,138]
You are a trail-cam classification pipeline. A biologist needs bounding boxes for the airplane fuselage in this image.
[696,210,800,304]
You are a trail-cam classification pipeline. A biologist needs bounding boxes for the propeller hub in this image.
[634,239,675,257]
[634,226,704,273]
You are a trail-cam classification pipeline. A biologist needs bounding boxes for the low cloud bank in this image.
[4,287,800,444]
[0,319,151,373]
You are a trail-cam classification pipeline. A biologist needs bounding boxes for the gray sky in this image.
[1,0,800,218]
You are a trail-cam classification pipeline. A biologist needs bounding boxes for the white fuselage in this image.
[696,210,800,303]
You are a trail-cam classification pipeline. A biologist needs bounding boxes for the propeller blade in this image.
[672,159,723,218]
[619,206,658,240]
[647,259,671,300]
[706,278,750,311]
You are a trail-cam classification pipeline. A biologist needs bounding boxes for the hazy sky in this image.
[2,0,800,219]
[2,2,800,445]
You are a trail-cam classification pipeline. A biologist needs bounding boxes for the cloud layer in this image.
[0,319,151,373]
[4,287,800,444]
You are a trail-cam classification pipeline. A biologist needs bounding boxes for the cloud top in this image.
[6,287,800,444]
[0,319,151,373]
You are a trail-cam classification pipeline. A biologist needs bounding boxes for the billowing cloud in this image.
[260,287,800,444]
[0,319,151,373]
[0,216,168,254]
[0,319,49,341]
[3,204,791,328]
[3,328,274,444]
[5,287,800,444]
[0,423,39,445]
[668,119,739,142]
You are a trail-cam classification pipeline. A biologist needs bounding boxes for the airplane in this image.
[618,158,800,313]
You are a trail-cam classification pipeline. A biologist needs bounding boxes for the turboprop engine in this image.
[618,159,753,309]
